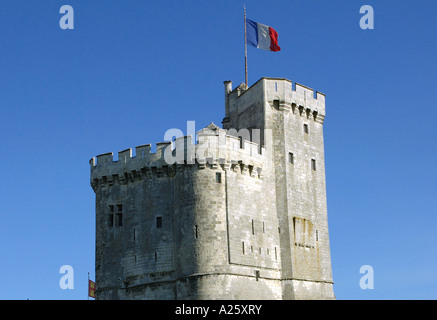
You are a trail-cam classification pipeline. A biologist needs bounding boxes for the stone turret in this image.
[90,77,335,300]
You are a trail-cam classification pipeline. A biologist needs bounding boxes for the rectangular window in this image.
[242,242,245,255]
[273,100,279,110]
[311,159,317,171]
[255,270,260,281]
[156,216,162,228]
[109,204,122,227]
[216,172,222,183]
[116,213,123,227]
[304,124,309,134]
[251,219,255,235]
[289,152,294,164]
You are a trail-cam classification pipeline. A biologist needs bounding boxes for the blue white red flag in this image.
[246,19,281,52]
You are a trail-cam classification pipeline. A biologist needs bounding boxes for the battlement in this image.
[90,123,266,189]
[223,77,326,127]
[91,76,334,300]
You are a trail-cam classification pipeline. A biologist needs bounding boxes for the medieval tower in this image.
[89,77,335,299]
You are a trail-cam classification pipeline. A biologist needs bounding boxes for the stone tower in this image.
[89,77,335,300]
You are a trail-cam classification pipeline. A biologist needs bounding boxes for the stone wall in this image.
[90,77,335,300]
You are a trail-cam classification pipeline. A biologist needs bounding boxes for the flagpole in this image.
[244,4,248,87]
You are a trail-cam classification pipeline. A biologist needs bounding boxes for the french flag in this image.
[246,19,281,52]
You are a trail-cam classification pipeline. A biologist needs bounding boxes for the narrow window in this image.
[316,230,319,241]
[267,248,270,255]
[133,228,136,242]
[154,252,157,263]
[304,124,309,134]
[275,247,278,260]
[255,270,260,281]
[109,205,114,227]
[275,82,278,92]
[239,137,243,149]
[251,219,255,235]
[242,242,245,255]
[156,216,162,228]
[263,222,265,233]
[259,247,262,254]
[311,159,317,171]
[216,172,222,183]
[194,225,198,239]
[116,213,123,227]
[289,152,294,164]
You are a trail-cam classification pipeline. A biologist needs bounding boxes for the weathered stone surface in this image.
[90,77,335,300]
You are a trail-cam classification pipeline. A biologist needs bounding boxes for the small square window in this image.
[156,217,162,228]
[273,100,279,110]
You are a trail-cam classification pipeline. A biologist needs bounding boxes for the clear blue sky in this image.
[1,0,436,300]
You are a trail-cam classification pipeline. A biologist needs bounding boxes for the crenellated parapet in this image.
[224,78,326,127]
[263,78,326,124]
[92,76,335,300]
[90,123,266,191]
